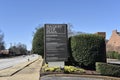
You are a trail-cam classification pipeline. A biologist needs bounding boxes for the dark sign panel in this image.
[44,24,68,62]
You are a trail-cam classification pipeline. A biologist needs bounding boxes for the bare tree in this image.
[67,23,75,37]
[67,23,87,37]
[9,43,27,56]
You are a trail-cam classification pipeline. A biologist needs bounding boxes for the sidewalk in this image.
[0,56,43,80]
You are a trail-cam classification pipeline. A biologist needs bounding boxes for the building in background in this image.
[95,32,106,39]
[106,30,120,53]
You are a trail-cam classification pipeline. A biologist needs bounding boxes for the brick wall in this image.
[106,30,120,53]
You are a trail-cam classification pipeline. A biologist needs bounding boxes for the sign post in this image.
[44,24,68,67]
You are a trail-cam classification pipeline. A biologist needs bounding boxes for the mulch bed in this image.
[40,70,100,77]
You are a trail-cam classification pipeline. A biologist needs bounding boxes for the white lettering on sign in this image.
[46,25,65,34]
[46,25,57,34]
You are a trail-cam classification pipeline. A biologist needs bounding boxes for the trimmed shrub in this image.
[71,34,106,69]
[96,62,120,77]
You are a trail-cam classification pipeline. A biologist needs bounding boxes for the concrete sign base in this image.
[48,61,64,68]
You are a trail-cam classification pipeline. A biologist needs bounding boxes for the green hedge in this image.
[107,51,120,60]
[96,62,120,77]
[71,34,106,69]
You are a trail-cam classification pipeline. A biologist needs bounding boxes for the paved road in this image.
[41,76,104,80]
[0,54,38,70]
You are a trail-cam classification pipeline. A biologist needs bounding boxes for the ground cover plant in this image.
[41,64,85,74]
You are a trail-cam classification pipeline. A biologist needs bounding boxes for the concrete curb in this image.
[39,59,43,80]
[0,57,38,77]
[41,74,120,80]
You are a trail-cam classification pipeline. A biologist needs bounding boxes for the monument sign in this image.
[44,24,68,67]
